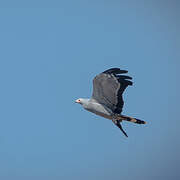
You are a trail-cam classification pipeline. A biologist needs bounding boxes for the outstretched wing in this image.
[92,68,133,114]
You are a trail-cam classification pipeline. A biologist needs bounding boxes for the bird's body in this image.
[75,68,146,137]
[82,99,113,120]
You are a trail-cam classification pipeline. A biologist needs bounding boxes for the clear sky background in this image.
[0,1,179,180]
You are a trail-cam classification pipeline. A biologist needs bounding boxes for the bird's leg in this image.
[112,119,128,137]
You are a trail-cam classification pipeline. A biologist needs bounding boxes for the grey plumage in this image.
[75,68,146,137]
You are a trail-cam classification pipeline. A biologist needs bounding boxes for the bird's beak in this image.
[75,99,79,103]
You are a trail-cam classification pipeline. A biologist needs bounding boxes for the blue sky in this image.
[0,1,179,180]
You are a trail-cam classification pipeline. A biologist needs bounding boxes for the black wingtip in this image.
[103,68,128,75]
[116,75,133,80]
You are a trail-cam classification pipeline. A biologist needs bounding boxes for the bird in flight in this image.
[75,68,146,137]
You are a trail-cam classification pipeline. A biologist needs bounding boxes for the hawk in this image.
[75,68,146,137]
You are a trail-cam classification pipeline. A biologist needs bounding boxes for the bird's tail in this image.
[120,115,146,124]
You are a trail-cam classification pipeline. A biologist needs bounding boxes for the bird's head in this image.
[75,98,89,106]
[75,98,83,105]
